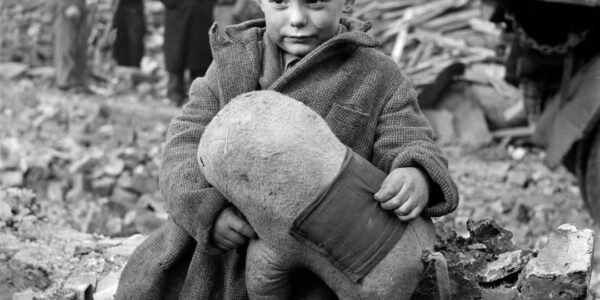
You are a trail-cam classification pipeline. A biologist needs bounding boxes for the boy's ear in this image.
[342,0,354,14]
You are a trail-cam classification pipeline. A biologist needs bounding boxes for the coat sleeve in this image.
[372,73,459,217]
[159,62,228,254]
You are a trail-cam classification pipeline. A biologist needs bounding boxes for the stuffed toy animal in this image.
[197,91,436,299]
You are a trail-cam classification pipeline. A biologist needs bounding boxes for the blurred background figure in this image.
[162,0,214,106]
[112,0,146,67]
[213,0,263,31]
[48,0,91,93]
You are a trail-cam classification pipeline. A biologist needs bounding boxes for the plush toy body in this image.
[197,91,436,300]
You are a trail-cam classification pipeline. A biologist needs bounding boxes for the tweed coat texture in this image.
[116,18,459,300]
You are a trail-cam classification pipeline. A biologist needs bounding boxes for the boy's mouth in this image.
[285,35,314,42]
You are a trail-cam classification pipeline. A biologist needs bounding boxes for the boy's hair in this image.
[253,0,355,14]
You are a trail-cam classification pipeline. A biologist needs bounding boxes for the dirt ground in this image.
[1,77,599,297]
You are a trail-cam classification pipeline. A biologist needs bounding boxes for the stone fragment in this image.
[104,158,125,177]
[517,224,594,300]
[110,186,139,209]
[92,177,116,197]
[64,273,97,300]
[476,250,531,283]
[27,66,56,78]
[453,99,493,149]
[129,167,157,195]
[0,200,12,222]
[11,289,35,300]
[0,171,24,187]
[69,154,101,174]
[105,215,123,236]
[102,234,146,257]
[94,271,122,300]
[486,162,511,182]
[46,180,69,202]
[467,219,518,255]
[0,62,28,80]
[423,109,456,145]
[507,170,529,187]
[480,286,518,300]
[134,208,166,235]
[9,248,52,290]
[116,171,133,190]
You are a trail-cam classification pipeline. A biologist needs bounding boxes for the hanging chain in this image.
[504,11,590,55]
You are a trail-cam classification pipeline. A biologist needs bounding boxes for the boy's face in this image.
[258,0,353,57]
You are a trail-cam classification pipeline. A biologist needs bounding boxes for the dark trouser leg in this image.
[167,72,186,106]
[189,69,205,81]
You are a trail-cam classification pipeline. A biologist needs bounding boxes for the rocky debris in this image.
[517,224,594,300]
[413,219,594,299]
[0,84,171,237]
[0,188,41,229]
[0,62,29,80]
[0,218,145,299]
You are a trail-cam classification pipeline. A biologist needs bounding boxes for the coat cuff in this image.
[391,150,459,217]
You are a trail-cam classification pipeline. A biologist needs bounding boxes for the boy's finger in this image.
[397,209,421,222]
[394,197,417,216]
[223,229,247,245]
[215,238,236,251]
[380,191,409,210]
[374,177,403,202]
[230,218,257,239]
[380,181,411,210]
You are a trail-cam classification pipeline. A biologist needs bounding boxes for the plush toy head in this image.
[198,91,436,299]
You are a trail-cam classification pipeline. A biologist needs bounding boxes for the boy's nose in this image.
[288,4,307,28]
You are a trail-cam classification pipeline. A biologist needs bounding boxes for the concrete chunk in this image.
[477,250,531,283]
[517,224,594,300]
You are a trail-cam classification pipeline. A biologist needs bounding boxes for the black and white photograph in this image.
[1,0,600,299]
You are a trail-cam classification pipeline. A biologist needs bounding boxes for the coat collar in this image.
[208,18,379,105]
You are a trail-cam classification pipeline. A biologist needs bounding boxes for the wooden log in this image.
[421,8,481,31]
[391,9,415,64]
[411,29,496,57]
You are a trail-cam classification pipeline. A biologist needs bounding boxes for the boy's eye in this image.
[306,0,326,8]
[269,0,286,5]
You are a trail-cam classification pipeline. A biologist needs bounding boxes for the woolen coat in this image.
[161,0,214,75]
[116,18,459,300]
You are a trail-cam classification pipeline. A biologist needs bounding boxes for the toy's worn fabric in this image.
[290,147,407,283]
[116,17,459,300]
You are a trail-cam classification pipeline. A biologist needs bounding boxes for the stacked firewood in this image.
[352,0,502,87]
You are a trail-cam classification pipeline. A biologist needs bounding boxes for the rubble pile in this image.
[1,197,593,300]
[0,0,166,95]
[414,219,595,299]
[0,83,174,237]
[0,191,146,300]
[352,0,501,87]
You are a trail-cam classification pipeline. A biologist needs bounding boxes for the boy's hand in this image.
[212,207,257,252]
[374,167,431,221]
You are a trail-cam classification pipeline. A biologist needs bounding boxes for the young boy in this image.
[116,0,459,298]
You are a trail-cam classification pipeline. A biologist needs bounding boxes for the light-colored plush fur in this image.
[197,91,436,300]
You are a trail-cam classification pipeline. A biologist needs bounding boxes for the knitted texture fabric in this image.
[116,17,459,300]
